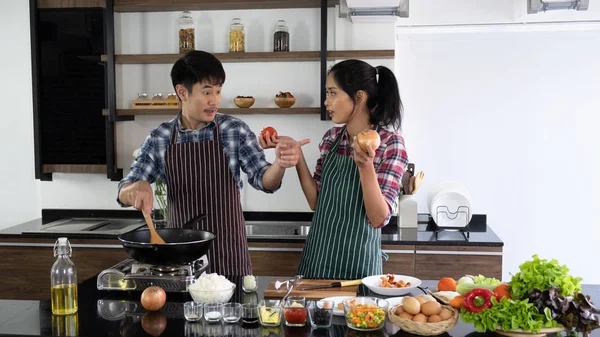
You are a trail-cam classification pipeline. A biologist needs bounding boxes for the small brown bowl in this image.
[274,97,296,108]
[234,97,255,108]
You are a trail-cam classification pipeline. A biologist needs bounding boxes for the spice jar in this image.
[273,20,290,52]
[166,93,178,106]
[136,93,151,106]
[229,18,245,53]
[152,93,164,106]
[179,11,195,54]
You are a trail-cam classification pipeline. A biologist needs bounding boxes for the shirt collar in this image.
[174,111,216,133]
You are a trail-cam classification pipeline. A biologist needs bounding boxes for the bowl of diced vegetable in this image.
[343,297,388,331]
[187,273,236,303]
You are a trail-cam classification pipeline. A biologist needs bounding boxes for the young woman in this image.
[263,59,409,279]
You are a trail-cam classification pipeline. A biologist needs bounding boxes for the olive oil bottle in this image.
[51,237,78,315]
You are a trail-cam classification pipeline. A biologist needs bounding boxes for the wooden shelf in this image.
[105,50,395,64]
[114,0,338,12]
[42,164,107,174]
[102,108,320,116]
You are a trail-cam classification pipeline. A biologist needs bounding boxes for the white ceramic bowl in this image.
[361,275,422,296]
[188,284,236,303]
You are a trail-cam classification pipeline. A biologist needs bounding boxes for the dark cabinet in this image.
[30,1,120,180]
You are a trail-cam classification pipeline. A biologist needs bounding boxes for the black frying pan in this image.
[118,214,215,266]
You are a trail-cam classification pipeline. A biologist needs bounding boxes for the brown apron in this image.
[165,118,252,276]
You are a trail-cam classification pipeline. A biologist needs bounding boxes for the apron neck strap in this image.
[331,126,346,152]
[169,112,220,144]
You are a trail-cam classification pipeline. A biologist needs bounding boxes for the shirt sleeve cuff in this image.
[255,163,282,194]
[116,179,133,207]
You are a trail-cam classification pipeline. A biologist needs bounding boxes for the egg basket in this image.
[387,304,459,336]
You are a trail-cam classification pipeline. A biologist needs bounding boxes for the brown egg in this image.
[416,297,425,305]
[395,305,405,316]
[428,314,442,323]
[413,313,427,323]
[403,297,421,315]
[399,312,414,320]
[439,308,453,321]
[421,301,442,316]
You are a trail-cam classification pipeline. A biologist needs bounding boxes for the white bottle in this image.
[398,195,418,228]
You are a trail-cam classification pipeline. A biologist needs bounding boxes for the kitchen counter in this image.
[0,275,597,336]
[0,211,503,247]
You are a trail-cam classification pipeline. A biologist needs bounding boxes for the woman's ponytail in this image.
[374,66,403,130]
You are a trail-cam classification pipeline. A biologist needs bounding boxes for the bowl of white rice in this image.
[188,273,236,303]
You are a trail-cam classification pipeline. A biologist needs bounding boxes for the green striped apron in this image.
[297,127,383,280]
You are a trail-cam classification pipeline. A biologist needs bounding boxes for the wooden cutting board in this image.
[263,279,359,300]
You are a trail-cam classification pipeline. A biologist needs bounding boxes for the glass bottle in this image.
[51,237,78,315]
[273,20,290,52]
[229,18,245,53]
[179,11,195,54]
[52,313,79,337]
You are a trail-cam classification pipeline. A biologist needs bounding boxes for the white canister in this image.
[398,194,418,228]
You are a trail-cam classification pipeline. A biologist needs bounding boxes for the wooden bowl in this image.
[274,96,296,108]
[234,97,255,108]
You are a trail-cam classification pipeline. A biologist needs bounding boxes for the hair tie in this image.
[375,69,379,84]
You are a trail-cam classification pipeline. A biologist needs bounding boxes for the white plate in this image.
[427,181,473,212]
[385,297,405,308]
[320,296,354,316]
[430,191,472,227]
[361,275,422,296]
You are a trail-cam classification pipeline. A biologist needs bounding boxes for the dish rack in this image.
[432,205,472,240]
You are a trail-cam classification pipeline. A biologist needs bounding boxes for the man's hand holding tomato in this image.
[257,126,310,168]
[259,126,279,149]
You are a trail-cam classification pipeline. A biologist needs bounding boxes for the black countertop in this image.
[0,211,503,247]
[0,275,597,337]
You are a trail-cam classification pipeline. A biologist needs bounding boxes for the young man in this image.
[117,50,306,276]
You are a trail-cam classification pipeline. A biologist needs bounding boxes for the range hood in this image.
[528,0,589,13]
[339,0,409,23]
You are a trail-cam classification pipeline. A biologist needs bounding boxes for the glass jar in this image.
[273,20,289,52]
[229,18,245,53]
[152,93,164,106]
[166,93,178,106]
[137,93,151,106]
[179,11,195,54]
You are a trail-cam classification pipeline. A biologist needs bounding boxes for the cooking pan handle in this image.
[183,214,208,229]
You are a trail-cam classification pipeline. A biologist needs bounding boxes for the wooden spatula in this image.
[412,171,425,194]
[143,212,166,244]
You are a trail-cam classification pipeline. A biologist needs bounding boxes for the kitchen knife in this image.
[298,279,362,290]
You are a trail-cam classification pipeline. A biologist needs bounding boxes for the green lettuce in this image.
[508,254,582,300]
[460,297,559,333]
[472,274,503,286]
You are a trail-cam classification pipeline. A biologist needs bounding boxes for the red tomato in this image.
[261,126,278,142]
[493,284,511,300]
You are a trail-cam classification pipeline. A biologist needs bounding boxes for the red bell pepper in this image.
[463,288,494,313]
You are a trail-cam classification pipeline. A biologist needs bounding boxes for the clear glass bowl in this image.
[188,284,236,303]
[308,300,334,328]
[258,300,282,327]
[342,297,388,331]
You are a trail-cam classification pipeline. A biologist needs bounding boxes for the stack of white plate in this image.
[427,181,473,228]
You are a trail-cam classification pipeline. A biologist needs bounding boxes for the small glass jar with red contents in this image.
[283,296,308,327]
